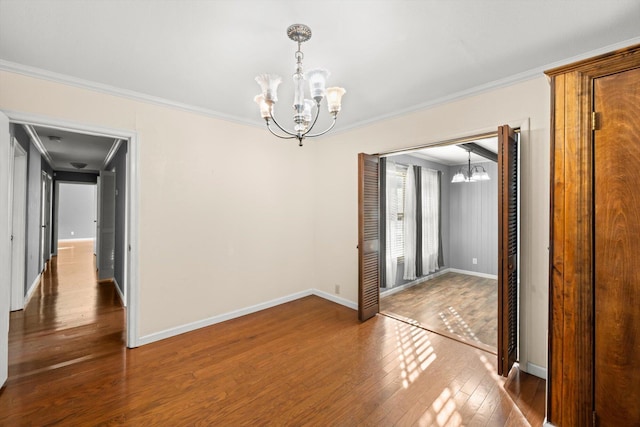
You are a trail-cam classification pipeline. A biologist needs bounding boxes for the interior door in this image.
[497,124,518,376]
[358,153,380,321]
[593,67,640,426]
[0,111,11,388]
[97,170,116,281]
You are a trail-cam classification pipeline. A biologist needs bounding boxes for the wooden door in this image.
[593,67,640,426]
[497,124,518,376]
[358,153,380,321]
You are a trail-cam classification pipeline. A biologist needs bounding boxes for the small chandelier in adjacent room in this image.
[254,24,346,146]
[451,151,491,183]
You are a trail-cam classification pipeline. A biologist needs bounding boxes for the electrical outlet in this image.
[335,284,340,295]
[472,258,478,265]
[71,231,75,236]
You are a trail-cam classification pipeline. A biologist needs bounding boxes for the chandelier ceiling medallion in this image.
[451,150,491,183]
[254,24,346,146]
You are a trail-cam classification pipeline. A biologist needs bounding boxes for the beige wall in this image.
[311,76,551,372]
[0,70,550,373]
[0,70,316,337]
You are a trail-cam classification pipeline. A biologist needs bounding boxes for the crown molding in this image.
[103,138,123,170]
[23,124,54,167]
[2,35,639,135]
[0,59,262,129]
[332,36,640,135]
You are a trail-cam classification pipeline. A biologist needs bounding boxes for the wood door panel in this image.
[497,124,518,377]
[594,67,640,426]
[546,44,640,427]
[358,153,380,321]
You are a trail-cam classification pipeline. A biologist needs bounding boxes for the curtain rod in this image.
[388,160,442,174]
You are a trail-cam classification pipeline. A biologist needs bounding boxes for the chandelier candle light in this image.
[254,24,346,146]
[451,150,491,183]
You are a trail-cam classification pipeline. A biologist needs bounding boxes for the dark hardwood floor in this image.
[0,241,544,425]
[382,272,497,352]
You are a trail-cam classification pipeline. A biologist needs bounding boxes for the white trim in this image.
[138,289,356,346]
[381,268,451,298]
[3,37,639,135]
[125,132,139,348]
[103,139,122,170]
[24,273,41,307]
[3,109,140,349]
[137,290,313,346]
[447,268,498,280]
[525,362,547,380]
[23,124,53,167]
[311,289,358,310]
[331,37,640,134]
[9,138,27,311]
[112,277,125,307]
[6,111,137,140]
[0,60,260,129]
[52,180,59,256]
[58,237,95,242]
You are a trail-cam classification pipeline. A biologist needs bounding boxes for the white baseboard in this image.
[312,289,358,310]
[381,268,451,297]
[112,277,126,307]
[447,268,497,280]
[525,362,547,380]
[137,289,357,347]
[58,237,95,242]
[24,272,41,307]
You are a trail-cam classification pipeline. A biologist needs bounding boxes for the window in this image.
[391,164,408,260]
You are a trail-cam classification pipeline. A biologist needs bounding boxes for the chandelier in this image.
[451,150,491,183]
[254,24,346,146]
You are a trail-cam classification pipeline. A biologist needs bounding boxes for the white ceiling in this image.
[31,125,118,173]
[1,1,639,148]
[406,137,498,166]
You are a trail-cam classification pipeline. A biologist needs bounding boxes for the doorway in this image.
[1,111,139,349]
[358,125,520,376]
[380,136,499,353]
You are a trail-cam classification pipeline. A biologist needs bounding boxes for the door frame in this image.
[545,44,640,426]
[39,170,52,272]
[9,139,27,311]
[3,110,140,348]
[364,117,530,372]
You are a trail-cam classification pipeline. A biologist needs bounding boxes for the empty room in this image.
[1,1,639,426]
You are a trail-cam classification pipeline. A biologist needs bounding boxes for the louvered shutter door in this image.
[498,125,518,376]
[358,153,380,321]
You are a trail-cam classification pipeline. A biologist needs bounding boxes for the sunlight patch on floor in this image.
[395,322,437,389]
[417,387,463,426]
[438,306,480,343]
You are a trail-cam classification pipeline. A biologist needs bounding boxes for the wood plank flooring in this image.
[0,241,544,426]
[382,272,497,352]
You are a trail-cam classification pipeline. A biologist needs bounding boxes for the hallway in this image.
[8,239,124,380]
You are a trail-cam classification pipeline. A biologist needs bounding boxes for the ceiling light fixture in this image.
[70,162,87,169]
[254,24,346,147]
[451,151,490,183]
